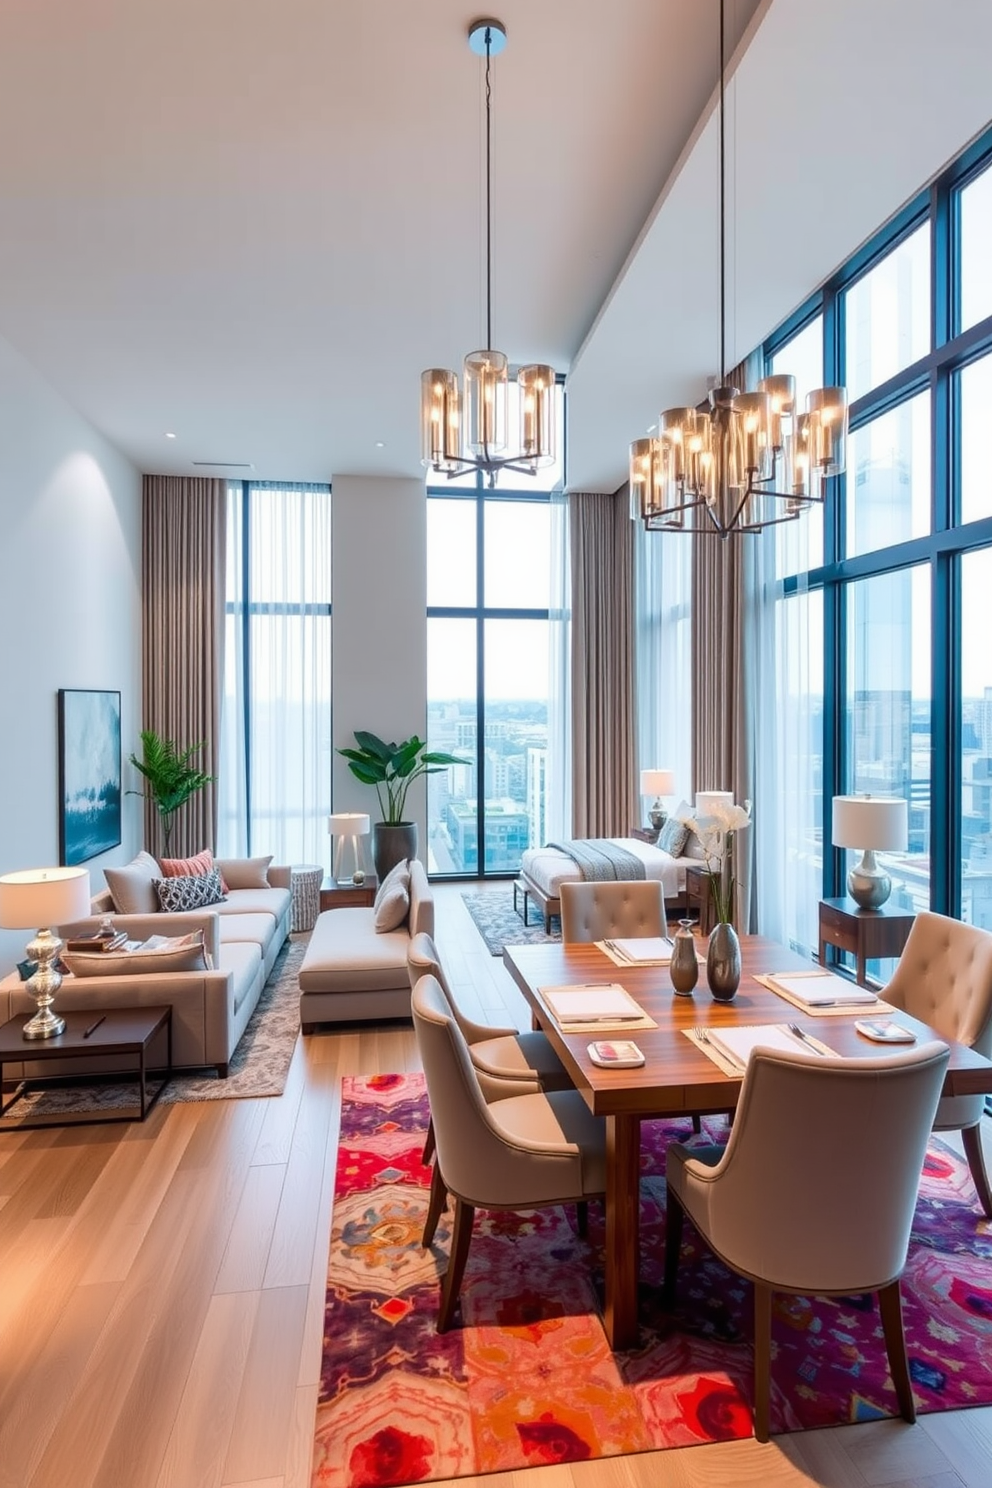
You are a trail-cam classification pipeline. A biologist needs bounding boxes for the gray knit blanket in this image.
[545,838,646,882]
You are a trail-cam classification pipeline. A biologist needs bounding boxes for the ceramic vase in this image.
[706,921,741,1002]
[372,822,418,880]
[669,918,699,996]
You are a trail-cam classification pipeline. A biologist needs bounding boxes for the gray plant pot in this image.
[372,822,418,880]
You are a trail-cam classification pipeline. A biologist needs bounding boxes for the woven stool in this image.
[291,864,324,934]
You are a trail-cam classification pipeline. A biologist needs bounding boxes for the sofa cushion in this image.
[219,939,265,1016]
[374,859,409,911]
[213,886,291,920]
[63,930,209,978]
[154,868,227,913]
[160,848,230,893]
[218,855,273,890]
[105,851,161,915]
[218,912,277,952]
[300,908,412,993]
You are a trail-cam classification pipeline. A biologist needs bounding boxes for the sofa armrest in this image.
[269,864,291,890]
[58,911,223,967]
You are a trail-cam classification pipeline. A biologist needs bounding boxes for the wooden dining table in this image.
[503,934,992,1350]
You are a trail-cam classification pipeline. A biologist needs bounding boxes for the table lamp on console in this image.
[641,769,676,832]
[0,866,91,1038]
[327,812,371,885]
[832,794,908,910]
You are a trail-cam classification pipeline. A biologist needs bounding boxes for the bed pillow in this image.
[104,850,161,915]
[217,855,273,890]
[374,859,409,912]
[153,868,227,913]
[657,815,689,857]
[63,930,209,978]
[159,848,230,894]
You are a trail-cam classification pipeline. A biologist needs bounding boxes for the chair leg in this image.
[691,1114,702,1135]
[962,1123,992,1218]
[576,1199,588,1236]
[878,1279,916,1424]
[437,1197,475,1333]
[662,1191,685,1303]
[422,1163,448,1248]
[422,1117,436,1166]
[753,1281,773,1442]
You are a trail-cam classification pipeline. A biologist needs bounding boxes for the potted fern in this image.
[129,729,215,855]
[338,730,465,877]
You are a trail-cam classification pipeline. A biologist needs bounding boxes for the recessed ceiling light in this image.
[375,440,385,448]
[165,431,177,439]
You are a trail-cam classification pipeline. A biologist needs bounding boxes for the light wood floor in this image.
[1,881,991,1488]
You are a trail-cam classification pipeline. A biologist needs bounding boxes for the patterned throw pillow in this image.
[153,868,227,913]
[374,859,409,913]
[658,816,690,857]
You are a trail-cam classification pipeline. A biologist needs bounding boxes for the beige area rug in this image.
[0,935,307,1126]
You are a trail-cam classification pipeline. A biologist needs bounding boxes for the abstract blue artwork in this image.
[58,689,122,867]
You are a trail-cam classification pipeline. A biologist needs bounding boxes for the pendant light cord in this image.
[485,27,493,351]
[718,0,726,384]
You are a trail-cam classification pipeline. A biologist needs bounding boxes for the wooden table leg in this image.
[603,1113,641,1350]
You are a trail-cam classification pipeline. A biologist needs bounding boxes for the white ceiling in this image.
[0,0,990,492]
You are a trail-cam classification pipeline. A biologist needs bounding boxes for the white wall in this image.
[0,334,142,973]
[330,475,428,855]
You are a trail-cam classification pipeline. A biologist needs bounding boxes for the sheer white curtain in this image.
[633,515,693,812]
[545,488,571,842]
[218,482,333,869]
[747,512,821,953]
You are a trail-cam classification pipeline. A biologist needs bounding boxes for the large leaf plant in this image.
[338,731,466,824]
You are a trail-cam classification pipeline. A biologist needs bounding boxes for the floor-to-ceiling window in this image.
[218,481,332,867]
[761,126,992,968]
[425,383,563,877]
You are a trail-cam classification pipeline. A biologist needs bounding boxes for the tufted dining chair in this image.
[664,1040,950,1441]
[559,879,667,944]
[411,972,606,1331]
[881,910,992,1215]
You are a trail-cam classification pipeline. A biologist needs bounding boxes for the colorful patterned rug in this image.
[311,1074,992,1486]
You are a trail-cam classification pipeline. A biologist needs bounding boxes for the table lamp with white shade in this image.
[327,813,371,884]
[832,794,908,910]
[0,866,91,1038]
[640,769,676,831]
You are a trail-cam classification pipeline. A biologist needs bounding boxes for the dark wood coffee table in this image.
[0,1005,173,1128]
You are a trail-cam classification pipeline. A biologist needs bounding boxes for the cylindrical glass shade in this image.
[629,437,665,520]
[789,411,811,502]
[707,391,743,523]
[735,390,773,479]
[807,386,848,477]
[758,373,796,451]
[420,368,462,471]
[659,407,695,490]
[464,349,508,455]
[517,364,555,465]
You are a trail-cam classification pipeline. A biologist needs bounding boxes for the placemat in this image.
[754,974,893,1017]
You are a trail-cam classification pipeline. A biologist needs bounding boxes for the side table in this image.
[818,897,915,987]
[684,865,715,935]
[0,1006,172,1129]
[319,875,378,911]
[291,864,325,932]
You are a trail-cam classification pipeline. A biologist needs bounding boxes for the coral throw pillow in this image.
[159,848,229,893]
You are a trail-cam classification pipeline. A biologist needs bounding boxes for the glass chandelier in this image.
[420,20,557,488]
[629,0,848,537]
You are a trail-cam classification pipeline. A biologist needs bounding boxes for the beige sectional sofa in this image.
[0,856,292,1076]
[299,858,433,1028]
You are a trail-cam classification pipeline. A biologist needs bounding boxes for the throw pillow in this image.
[153,868,227,913]
[104,850,161,915]
[216,855,273,890]
[658,815,690,857]
[374,880,410,933]
[63,930,209,978]
[373,858,409,911]
[159,848,230,894]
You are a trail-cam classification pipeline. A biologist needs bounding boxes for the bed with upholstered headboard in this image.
[518,817,705,933]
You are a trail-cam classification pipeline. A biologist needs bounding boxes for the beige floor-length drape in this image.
[568,490,636,837]
[141,476,226,857]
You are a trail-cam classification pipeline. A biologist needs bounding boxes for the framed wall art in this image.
[58,688,122,866]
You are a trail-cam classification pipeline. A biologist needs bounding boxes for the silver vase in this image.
[669,918,699,996]
[706,921,741,1002]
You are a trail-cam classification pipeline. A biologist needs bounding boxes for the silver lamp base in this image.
[648,803,668,832]
[847,849,891,911]
[23,928,67,1039]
